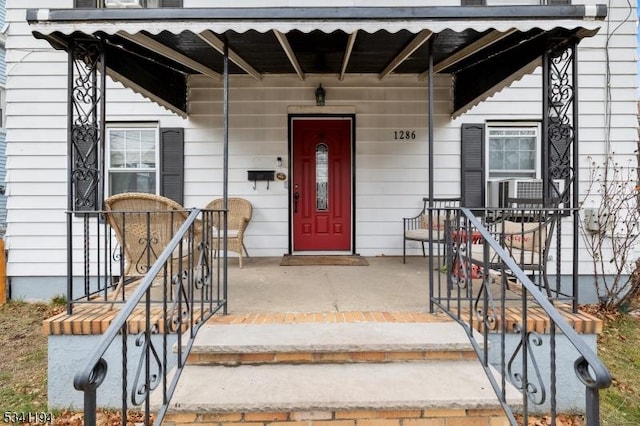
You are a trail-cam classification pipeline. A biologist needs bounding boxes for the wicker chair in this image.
[104,192,193,304]
[204,197,253,268]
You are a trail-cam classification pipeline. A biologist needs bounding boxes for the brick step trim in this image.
[43,307,602,336]
[163,408,509,426]
[187,349,478,365]
[187,321,477,366]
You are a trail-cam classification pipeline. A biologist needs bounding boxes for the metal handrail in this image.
[432,207,611,426]
[73,207,227,426]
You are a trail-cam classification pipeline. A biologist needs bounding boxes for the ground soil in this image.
[0,302,147,425]
[0,302,62,415]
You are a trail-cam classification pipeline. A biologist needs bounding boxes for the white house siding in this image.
[4,0,638,299]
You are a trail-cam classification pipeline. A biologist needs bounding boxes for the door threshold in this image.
[291,251,355,256]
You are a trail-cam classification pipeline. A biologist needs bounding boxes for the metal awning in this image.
[27,5,606,117]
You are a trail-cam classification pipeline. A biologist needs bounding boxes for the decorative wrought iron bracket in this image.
[68,38,106,212]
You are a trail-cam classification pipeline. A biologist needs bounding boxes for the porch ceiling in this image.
[27,6,605,118]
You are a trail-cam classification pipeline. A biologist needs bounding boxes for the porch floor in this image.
[44,256,602,336]
[225,255,433,314]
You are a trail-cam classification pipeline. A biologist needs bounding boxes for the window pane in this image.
[126,149,142,168]
[316,144,328,211]
[520,151,536,170]
[519,137,535,151]
[110,130,125,150]
[110,152,125,168]
[503,152,520,170]
[489,150,504,170]
[504,138,520,151]
[109,172,156,195]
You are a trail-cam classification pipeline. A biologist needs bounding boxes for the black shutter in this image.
[461,0,486,5]
[160,128,184,205]
[74,0,96,7]
[159,0,183,6]
[461,124,485,209]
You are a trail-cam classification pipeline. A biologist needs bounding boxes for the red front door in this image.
[292,118,352,251]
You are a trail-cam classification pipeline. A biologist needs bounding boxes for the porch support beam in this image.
[198,30,262,81]
[222,37,230,314]
[273,30,305,80]
[572,42,580,316]
[542,40,578,312]
[117,31,221,80]
[28,5,608,24]
[380,29,432,80]
[339,30,358,81]
[427,38,435,314]
[419,29,516,79]
[66,37,106,307]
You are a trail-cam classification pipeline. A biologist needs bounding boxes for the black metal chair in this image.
[469,197,558,296]
[402,197,461,264]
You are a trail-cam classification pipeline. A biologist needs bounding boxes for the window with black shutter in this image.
[105,124,184,205]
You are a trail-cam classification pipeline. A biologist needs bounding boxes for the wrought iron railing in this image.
[429,206,610,426]
[71,206,227,426]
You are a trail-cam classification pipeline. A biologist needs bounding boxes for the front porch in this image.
[44,255,604,425]
[47,202,610,426]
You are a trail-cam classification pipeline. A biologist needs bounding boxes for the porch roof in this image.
[27,5,606,118]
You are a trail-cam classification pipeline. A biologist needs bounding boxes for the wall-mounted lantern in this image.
[315,84,326,106]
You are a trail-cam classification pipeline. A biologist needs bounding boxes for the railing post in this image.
[585,387,600,426]
[83,389,97,426]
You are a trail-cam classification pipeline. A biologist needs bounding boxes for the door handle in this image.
[294,191,300,213]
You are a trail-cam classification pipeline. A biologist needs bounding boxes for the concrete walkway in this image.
[224,255,440,314]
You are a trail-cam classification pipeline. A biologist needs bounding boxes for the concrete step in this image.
[161,318,518,426]
[163,361,518,425]
[186,321,479,365]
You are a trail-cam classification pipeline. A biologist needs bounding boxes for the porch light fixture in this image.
[315,84,326,106]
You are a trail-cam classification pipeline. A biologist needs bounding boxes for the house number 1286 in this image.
[394,130,416,140]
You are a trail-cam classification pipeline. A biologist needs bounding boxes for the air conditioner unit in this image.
[104,0,142,8]
[487,180,505,208]
[486,178,566,208]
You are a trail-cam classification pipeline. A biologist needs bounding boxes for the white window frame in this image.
[105,123,160,196]
[486,122,541,181]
